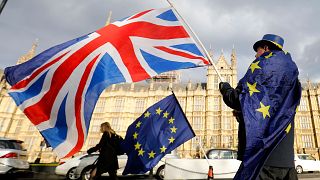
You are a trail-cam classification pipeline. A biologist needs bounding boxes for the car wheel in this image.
[66,167,79,180]
[155,165,165,180]
[296,165,303,174]
[81,166,94,180]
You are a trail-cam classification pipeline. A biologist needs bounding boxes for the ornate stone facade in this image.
[0,44,320,163]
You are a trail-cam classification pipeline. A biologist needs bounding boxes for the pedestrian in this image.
[87,122,119,180]
[219,34,301,179]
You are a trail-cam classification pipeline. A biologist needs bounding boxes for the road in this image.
[1,172,317,180]
[298,173,320,180]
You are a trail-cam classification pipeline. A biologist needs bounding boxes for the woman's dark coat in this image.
[87,132,119,172]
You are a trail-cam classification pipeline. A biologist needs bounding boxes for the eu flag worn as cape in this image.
[234,51,302,179]
[3,8,208,158]
[122,94,195,175]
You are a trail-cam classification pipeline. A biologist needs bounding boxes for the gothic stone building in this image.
[0,43,320,162]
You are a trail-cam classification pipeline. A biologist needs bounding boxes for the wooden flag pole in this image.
[165,0,224,82]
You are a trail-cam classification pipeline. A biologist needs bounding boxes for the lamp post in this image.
[34,140,46,163]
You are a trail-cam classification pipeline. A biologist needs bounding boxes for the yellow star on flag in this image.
[136,121,142,128]
[250,61,261,73]
[134,142,141,150]
[285,123,292,134]
[163,111,169,118]
[148,151,156,158]
[138,148,145,156]
[264,52,273,59]
[160,145,167,153]
[144,111,151,118]
[133,132,138,139]
[168,137,175,144]
[168,117,175,124]
[170,126,177,133]
[247,82,260,96]
[156,107,163,115]
[256,102,271,119]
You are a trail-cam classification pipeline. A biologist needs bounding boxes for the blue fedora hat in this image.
[253,34,284,52]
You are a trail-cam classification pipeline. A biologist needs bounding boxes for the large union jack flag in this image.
[4,8,209,158]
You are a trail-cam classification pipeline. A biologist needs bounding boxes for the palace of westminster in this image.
[0,40,320,163]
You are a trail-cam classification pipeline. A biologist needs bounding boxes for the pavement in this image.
[10,172,155,180]
[0,171,318,180]
[298,173,320,180]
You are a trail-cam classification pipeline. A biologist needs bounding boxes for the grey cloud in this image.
[297,38,320,82]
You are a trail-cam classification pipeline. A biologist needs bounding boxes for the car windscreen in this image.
[220,150,234,159]
[208,150,219,159]
[0,140,23,150]
[80,154,99,160]
[299,155,316,161]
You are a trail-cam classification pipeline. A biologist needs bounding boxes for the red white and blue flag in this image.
[4,8,209,158]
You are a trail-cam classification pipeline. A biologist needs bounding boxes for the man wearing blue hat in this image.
[219,34,301,180]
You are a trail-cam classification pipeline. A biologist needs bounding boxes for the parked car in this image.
[55,153,94,180]
[0,137,30,175]
[206,148,238,160]
[295,154,320,174]
[164,149,241,179]
[75,152,179,180]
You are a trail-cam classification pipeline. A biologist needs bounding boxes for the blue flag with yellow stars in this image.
[234,50,302,179]
[122,94,195,175]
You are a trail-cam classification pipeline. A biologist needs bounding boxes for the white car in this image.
[164,149,241,179]
[55,153,97,180]
[295,154,320,174]
[0,137,30,175]
[206,148,241,178]
[75,152,179,180]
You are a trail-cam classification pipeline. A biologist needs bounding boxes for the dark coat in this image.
[87,132,119,172]
[220,83,246,161]
[220,81,296,167]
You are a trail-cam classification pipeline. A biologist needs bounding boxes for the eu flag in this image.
[122,94,195,175]
[234,51,302,179]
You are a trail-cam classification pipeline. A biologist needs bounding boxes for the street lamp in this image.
[34,140,46,163]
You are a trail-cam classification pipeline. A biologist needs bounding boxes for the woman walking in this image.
[87,122,119,180]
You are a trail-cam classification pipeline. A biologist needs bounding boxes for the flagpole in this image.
[172,90,211,166]
[0,0,8,15]
[166,0,224,82]
[198,140,211,166]
[171,91,196,137]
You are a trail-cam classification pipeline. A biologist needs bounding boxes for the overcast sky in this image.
[1,0,319,83]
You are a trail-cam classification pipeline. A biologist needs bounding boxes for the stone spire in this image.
[231,44,237,70]
[149,78,154,90]
[216,49,229,69]
[208,44,214,60]
[17,39,38,65]
[111,84,116,91]
[130,82,135,91]
[168,78,173,90]
[187,80,192,90]
[307,79,312,90]
[105,11,112,26]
